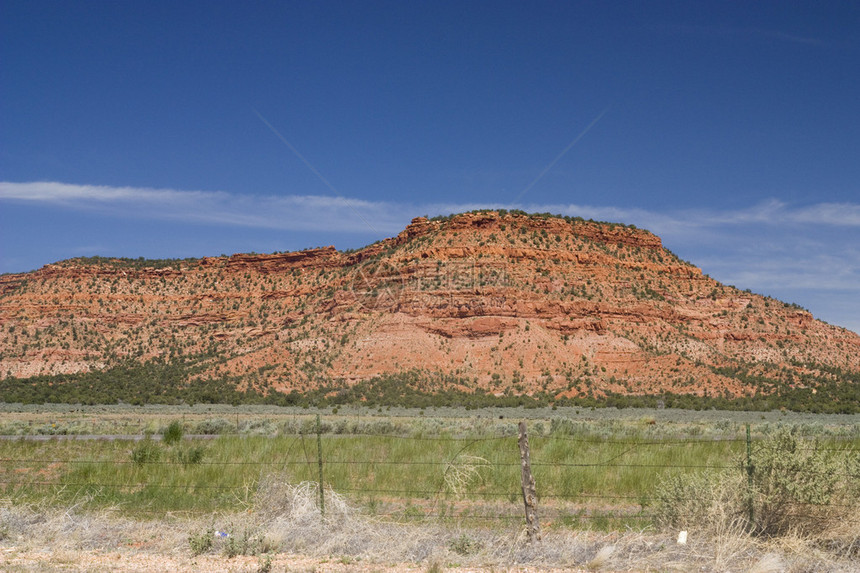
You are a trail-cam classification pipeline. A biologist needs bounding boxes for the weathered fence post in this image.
[518,421,541,542]
[745,423,754,528]
[317,414,325,516]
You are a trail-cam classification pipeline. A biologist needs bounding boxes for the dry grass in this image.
[3,476,859,572]
[585,544,615,570]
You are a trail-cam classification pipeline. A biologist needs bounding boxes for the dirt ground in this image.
[1,548,585,573]
[2,489,858,573]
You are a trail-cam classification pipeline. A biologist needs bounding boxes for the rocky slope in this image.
[1,210,858,403]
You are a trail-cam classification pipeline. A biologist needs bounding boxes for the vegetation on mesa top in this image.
[427,208,641,230]
[41,211,652,271]
[56,255,202,270]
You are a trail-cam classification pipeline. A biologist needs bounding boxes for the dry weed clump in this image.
[0,497,187,556]
[585,543,615,570]
[443,454,490,496]
[253,475,448,562]
[251,474,589,566]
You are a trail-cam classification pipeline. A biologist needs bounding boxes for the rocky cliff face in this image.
[1,211,858,401]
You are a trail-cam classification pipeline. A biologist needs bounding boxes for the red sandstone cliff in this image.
[1,211,858,400]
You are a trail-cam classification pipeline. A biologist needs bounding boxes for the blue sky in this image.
[2,1,859,333]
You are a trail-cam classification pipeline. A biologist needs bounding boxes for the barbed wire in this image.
[2,476,855,510]
[9,430,856,448]
[2,425,857,524]
[534,435,748,445]
[1,456,852,473]
[531,461,735,469]
[0,479,243,491]
[316,432,514,443]
[0,457,288,466]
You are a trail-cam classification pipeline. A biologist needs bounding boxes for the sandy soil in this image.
[1,547,584,573]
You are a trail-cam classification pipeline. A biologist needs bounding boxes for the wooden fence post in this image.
[518,421,541,542]
[745,423,754,528]
[317,414,325,516]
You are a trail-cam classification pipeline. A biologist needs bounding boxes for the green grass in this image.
[3,414,856,533]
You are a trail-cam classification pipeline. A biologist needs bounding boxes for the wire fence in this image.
[1,419,858,528]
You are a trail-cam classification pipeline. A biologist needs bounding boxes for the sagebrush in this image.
[655,429,859,539]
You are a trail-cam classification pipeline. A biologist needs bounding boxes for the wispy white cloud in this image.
[0,181,220,204]
[0,181,403,234]
[661,24,826,47]
[755,28,824,46]
[4,182,858,234]
[700,250,860,291]
[510,199,860,232]
[785,202,860,226]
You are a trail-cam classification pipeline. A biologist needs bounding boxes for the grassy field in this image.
[0,432,742,519]
[2,405,857,525]
[2,404,859,571]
